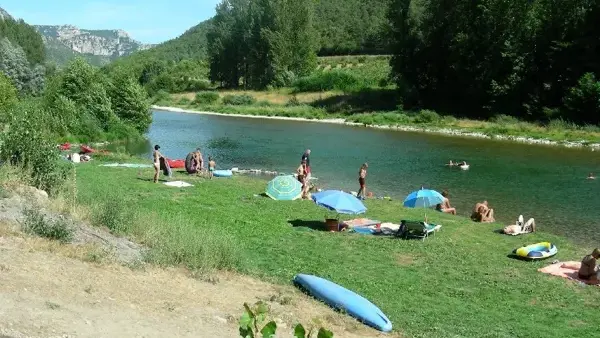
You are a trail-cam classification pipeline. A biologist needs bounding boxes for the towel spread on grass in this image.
[101,163,153,168]
[538,261,600,286]
[163,181,194,188]
[342,218,381,228]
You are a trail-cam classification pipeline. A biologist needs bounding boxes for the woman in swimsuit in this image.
[152,144,162,183]
[357,163,368,200]
[435,190,456,215]
[208,156,216,179]
[297,160,308,198]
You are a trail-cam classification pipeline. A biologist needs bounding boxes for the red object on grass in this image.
[80,145,95,154]
[59,143,71,151]
[167,159,185,169]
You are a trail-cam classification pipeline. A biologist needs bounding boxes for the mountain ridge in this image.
[35,24,154,66]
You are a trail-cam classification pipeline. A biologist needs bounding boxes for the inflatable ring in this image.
[185,152,197,174]
[513,242,557,260]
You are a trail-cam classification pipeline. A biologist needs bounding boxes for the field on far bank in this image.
[74,157,600,337]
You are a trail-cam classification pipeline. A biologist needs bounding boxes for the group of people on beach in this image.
[295,149,370,200]
[152,144,216,183]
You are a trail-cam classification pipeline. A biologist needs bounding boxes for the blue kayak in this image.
[213,170,232,177]
[293,274,392,332]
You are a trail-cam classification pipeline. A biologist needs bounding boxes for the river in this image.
[123,110,600,245]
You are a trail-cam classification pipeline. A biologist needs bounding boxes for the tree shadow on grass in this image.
[311,88,400,114]
[288,219,327,232]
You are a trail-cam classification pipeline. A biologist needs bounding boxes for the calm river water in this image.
[124,110,600,244]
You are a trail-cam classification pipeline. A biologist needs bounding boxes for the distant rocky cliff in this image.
[35,25,155,66]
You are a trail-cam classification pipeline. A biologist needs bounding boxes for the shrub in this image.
[22,208,73,243]
[286,95,301,107]
[177,97,191,105]
[222,94,256,106]
[92,197,129,233]
[152,90,171,104]
[563,72,600,124]
[239,301,333,338]
[194,91,220,104]
[0,102,70,194]
[490,114,519,125]
[414,109,441,124]
[293,71,365,92]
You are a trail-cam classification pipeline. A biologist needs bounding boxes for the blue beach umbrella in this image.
[403,188,444,209]
[266,175,303,201]
[312,190,367,215]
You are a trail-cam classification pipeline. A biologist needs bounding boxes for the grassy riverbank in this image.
[71,156,599,337]
[158,89,600,146]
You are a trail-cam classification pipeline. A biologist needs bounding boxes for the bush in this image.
[194,91,220,104]
[152,90,171,104]
[286,95,301,107]
[92,197,130,233]
[0,102,70,194]
[563,72,600,124]
[414,109,441,124]
[222,94,256,106]
[178,97,191,105]
[22,208,73,243]
[490,114,520,125]
[293,71,365,92]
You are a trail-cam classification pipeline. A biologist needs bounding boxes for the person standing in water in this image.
[152,145,163,183]
[357,163,368,200]
[301,149,311,179]
[208,156,216,180]
[587,172,596,180]
[297,160,308,198]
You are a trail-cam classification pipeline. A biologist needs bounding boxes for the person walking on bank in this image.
[301,149,311,179]
[357,163,368,200]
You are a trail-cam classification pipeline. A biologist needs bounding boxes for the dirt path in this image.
[0,231,390,338]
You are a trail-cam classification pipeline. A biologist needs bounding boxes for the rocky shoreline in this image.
[152,105,600,150]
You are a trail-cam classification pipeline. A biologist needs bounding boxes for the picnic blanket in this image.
[538,261,600,286]
[101,163,153,168]
[342,218,381,228]
[351,222,402,235]
[163,181,193,188]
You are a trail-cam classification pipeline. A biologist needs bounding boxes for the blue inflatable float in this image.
[213,169,232,177]
[293,274,393,332]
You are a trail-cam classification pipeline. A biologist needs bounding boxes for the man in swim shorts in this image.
[152,145,162,183]
[208,156,216,179]
[579,248,600,282]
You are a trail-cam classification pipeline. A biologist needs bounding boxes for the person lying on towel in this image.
[503,215,536,234]
[579,248,600,282]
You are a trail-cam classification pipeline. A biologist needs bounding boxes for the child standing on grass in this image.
[208,156,216,179]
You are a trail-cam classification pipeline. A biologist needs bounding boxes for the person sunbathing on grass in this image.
[503,215,536,234]
[578,248,600,282]
[471,201,495,223]
[436,190,456,215]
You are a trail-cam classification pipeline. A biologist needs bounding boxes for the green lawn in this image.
[74,158,599,337]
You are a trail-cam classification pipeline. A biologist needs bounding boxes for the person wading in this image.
[301,149,311,180]
[357,163,368,200]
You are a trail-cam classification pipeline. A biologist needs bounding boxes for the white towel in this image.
[164,181,194,188]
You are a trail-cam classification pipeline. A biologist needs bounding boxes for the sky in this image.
[1,0,221,44]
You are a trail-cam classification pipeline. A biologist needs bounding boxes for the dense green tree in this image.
[0,72,18,115]
[108,73,152,133]
[0,37,45,95]
[389,0,600,124]
[0,15,46,64]
[208,0,318,89]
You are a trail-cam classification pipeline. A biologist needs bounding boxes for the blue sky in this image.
[1,0,221,44]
